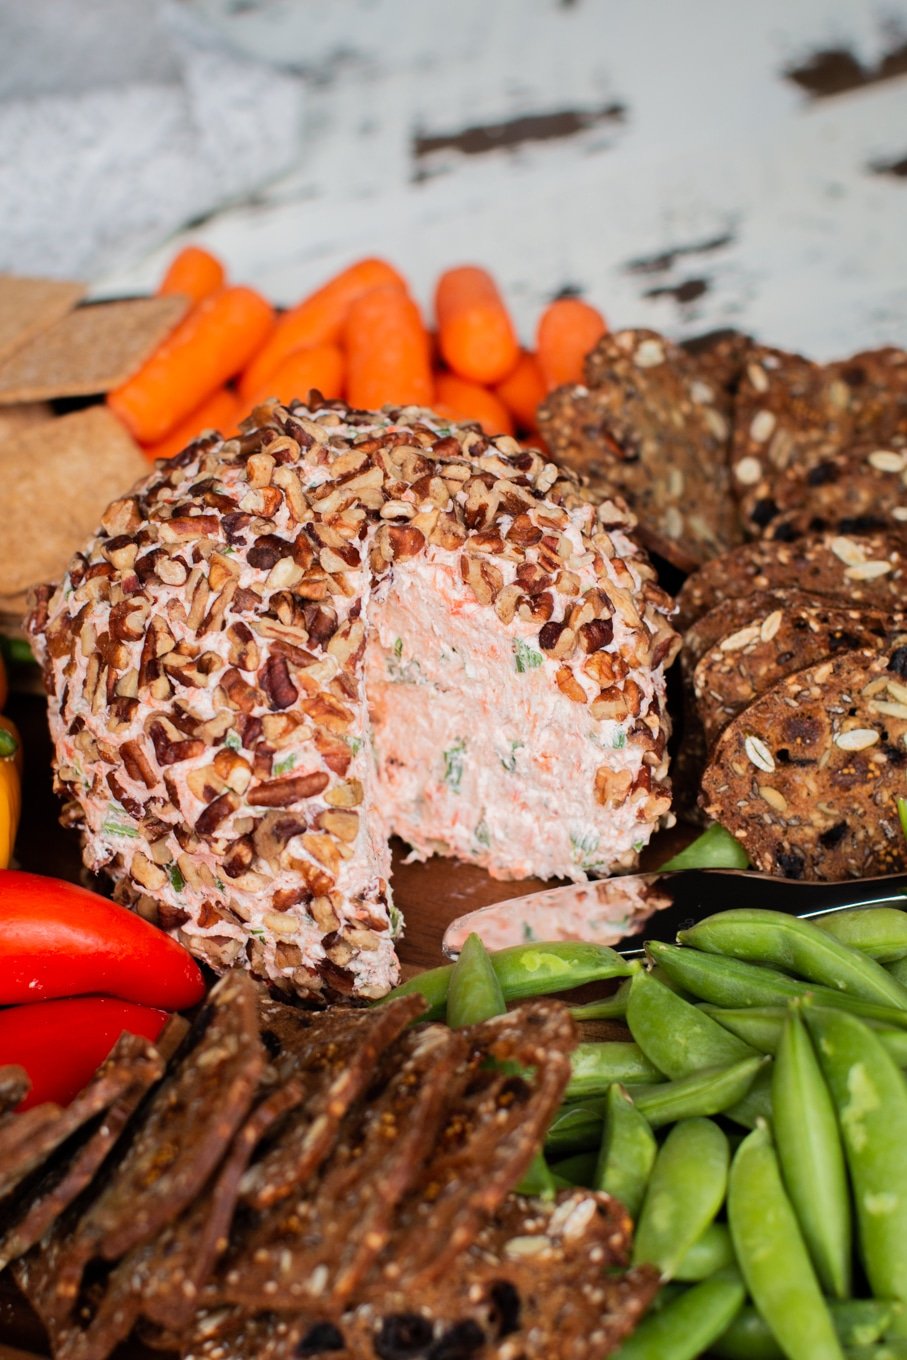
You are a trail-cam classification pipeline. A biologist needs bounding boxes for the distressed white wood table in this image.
[94,0,907,358]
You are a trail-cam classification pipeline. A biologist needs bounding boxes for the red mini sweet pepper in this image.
[0,869,205,1009]
[0,996,169,1109]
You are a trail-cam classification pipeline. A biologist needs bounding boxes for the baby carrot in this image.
[238,258,406,400]
[434,372,514,436]
[536,297,607,390]
[242,343,344,410]
[494,350,546,430]
[435,265,519,385]
[140,386,241,462]
[108,286,275,444]
[345,285,433,410]
[158,245,226,305]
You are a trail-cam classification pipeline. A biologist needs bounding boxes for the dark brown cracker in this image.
[538,328,742,570]
[360,1000,576,1295]
[0,295,189,403]
[0,1065,29,1115]
[0,405,146,598]
[693,597,895,744]
[218,1024,468,1314]
[140,1079,307,1332]
[239,993,425,1211]
[701,638,907,879]
[675,532,907,629]
[731,344,907,523]
[0,1035,164,1271]
[0,275,86,364]
[680,328,753,396]
[753,436,907,541]
[69,970,264,1263]
[177,1308,331,1360]
[347,1190,657,1360]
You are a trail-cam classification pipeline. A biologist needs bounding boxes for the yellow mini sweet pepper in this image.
[0,713,21,869]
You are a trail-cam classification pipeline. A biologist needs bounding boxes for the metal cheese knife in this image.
[441,869,907,960]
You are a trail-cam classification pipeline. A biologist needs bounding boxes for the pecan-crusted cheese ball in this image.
[28,400,678,1000]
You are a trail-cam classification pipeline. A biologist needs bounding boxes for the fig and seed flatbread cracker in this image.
[0,1065,29,1115]
[347,1190,657,1360]
[753,437,907,542]
[701,638,907,880]
[359,1000,576,1295]
[0,404,146,605]
[238,993,425,1211]
[731,344,907,523]
[0,276,86,365]
[0,1035,164,1272]
[680,328,753,397]
[0,295,188,404]
[217,1024,467,1315]
[693,597,896,744]
[675,531,907,630]
[538,328,742,571]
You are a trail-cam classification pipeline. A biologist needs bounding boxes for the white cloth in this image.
[0,0,304,280]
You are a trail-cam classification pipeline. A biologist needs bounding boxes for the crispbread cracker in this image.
[701,638,907,879]
[0,276,86,365]
[0,403,54,441]
[0,405,146,597]
[0,295,188,403]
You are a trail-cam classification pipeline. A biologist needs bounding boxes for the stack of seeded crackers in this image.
[539,332,907,880]
[0,275,188,632]
[3,970,657,1360]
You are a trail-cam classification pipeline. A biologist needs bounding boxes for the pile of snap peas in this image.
[384,902,907,1359]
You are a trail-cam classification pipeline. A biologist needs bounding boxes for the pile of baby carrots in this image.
[106,246,608,461]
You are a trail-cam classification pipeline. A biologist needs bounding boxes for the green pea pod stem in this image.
[728,1124,845,1360]
[713,1301,899,1360]
[626,1054,766,1129]
[549,1150,598,1186]
[380,941,636,1019]
[446,933,506,1029]
[679,909,907,1011]
[570,976,632,1021]
[658,822,750,870]
[632,1118,730,1279]
[805,1005,907,1311]
[703,1004,907,1066]
[594,1083,657,1220]
[612,1268,746,1360]
[674,1220,735,1282]
[773,1007,852,1298]
[648,941,907,1028]
[566,1041,663,1099]
[626,969,756,1077]
[545,1101,603,1156]
[815,908,907,963]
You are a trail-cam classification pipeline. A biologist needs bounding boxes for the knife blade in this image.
[441,869,907,959]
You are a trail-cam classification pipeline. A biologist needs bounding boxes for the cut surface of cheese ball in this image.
[28,400,678,1000]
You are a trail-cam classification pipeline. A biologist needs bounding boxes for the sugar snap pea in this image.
[545,1101,603,1155]
[805,1005,907,1313]
[549,1150,597,1186]
[679,909,907,1011]
[673,1220,735,1282]
[724,1061,774,1129]
[703,1003,907,1065]
[626,969,756,1077]
[658,821,750,870]
[713,1301,900,1360]
[594,1083,657,1220]
[566,1041,662,1099]
[816,907,907,963]
[632,1118,729,1279]
[728,1124,845,1360]
[626,1054,766,1129]
[773,1006,852,1298]
[648,941,907,1028]
[570,976,632,1021]
[612,1268,745,1360]
[446,932,506,1029]
[380,940,636,1019]
[889,957,907,987]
